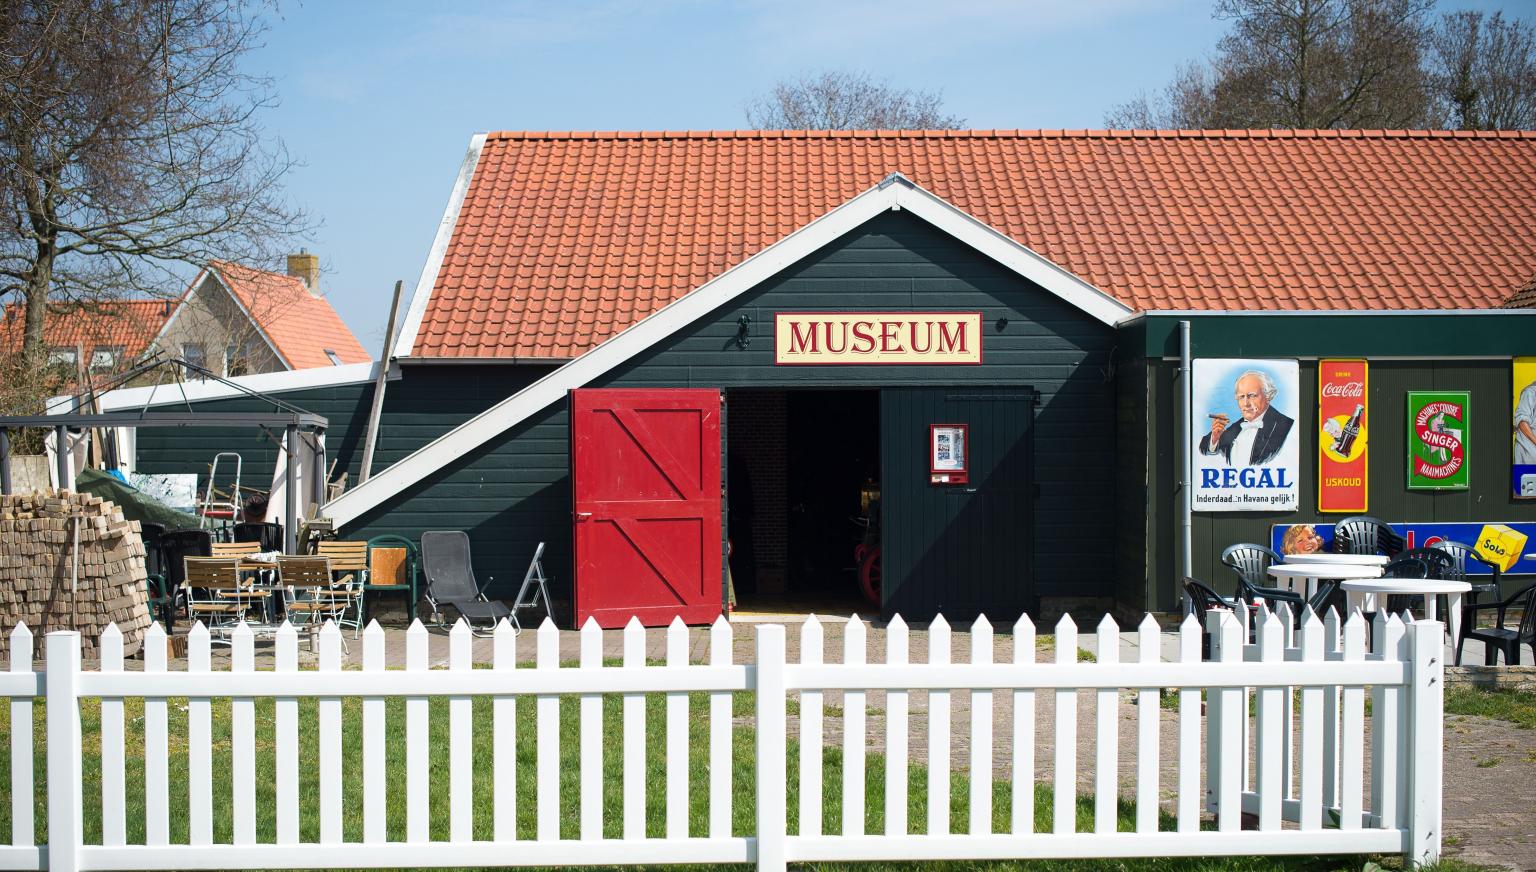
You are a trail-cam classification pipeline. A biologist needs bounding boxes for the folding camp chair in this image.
[421,531,510,635]
[316,540,368,636]
[510,542,552,631]
[279,555,350,652]
[182,557,252,644]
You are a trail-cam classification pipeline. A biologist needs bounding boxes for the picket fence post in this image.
[45,631,82,872]
[754,624,786,872]
[1405,620,1444,868]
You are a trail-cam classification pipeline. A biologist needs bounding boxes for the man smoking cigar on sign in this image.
[1200,369,1295,467]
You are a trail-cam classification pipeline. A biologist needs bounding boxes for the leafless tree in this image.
[1104,62,1220,129]
[1428,10,1536,129]
[1106,0,1435,128]
[745,70,965,130]
[0,0,310,384]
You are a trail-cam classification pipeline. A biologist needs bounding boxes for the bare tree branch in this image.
[744,70,965,130]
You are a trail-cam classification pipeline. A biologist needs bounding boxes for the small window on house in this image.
[324,349,343,366]
[90,346,122,371]
[47,347,77,367]
[225,343,249,377]
[182,343,207,377]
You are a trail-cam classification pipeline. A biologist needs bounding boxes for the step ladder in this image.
[198,452,242,534]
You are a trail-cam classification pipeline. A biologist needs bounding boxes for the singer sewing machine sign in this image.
[1318,360,1368,513]
[1407,391,1470,490]
[1192,358,1300,512]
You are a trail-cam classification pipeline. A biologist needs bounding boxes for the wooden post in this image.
[55,425,69,490]
[1,428,11,494]
[358,280,403,484]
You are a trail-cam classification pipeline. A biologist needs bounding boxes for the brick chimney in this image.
[287,250,321,296]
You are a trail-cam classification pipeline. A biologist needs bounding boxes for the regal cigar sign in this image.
[774,312,982,365]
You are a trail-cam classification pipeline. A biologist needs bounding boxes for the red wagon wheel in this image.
[858,546,881,606]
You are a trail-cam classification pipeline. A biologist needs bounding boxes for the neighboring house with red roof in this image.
[121,130,1536,623]
[157,254,372,377]
[3,253,370,388]
[0,299,174,377]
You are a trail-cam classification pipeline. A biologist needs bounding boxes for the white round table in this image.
[1281,553,1390,566]
[1338,579,1471,647]
[1267,563,1382,600]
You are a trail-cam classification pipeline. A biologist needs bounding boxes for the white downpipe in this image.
[1179,320,1194,610]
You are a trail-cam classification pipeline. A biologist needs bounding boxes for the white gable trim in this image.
[45,360,386,414]
[324,173,1133,526]
[392,133,488,359]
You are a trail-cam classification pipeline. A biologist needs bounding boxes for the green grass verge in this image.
[1444,686,1536,729]
[0,690,1498,871]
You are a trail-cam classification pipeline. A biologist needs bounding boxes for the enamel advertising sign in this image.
[1318,360,1368,513]
[1193,358,1300,512]
[774,312,982,365]
[1407,391,1469,490]
[1513,357,1536,498]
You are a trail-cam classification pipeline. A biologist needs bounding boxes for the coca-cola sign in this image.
[1321,381,1365,399]
[1318,361,1368,513]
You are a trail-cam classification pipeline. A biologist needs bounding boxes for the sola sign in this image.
[1407,391,1469,490]
[775,312,982,365]
[1318,360,1368,513]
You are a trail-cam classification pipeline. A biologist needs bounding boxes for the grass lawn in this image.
[0,686,1497,872]
[1444,685,1536,729]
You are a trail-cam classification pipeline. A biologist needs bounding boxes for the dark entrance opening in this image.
[725,388,879,614]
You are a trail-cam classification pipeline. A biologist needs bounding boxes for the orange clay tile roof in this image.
[0,300,172,360]
[412,129,1536,359]
[209,262,371,369]
[1504,275,1536,308]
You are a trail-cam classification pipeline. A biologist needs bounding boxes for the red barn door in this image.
[572,388,724,628]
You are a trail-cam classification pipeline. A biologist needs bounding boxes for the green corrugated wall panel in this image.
[1144,358,1536,610]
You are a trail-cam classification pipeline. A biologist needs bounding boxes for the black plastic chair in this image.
[1220,543,1281,591]
[1460,582,1536,666]
[232,521,283,552]
[421,531,511,633]
[1184,577,1237,658]
[1379,554,1430,617]
[1236,575,1342,626]
[1333,516,1402,556]
[159,528,212,620]
[139,523,176,633]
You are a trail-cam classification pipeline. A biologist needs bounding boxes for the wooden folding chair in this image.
[279,555,348,652]
[182,557,250,644]
[316,540,368,636]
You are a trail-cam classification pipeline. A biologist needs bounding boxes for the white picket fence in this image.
[0,606,1442,871]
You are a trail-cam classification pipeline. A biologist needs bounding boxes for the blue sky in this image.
[243,0,1512,349]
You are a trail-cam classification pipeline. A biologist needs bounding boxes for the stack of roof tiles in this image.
[412,129,1536,360]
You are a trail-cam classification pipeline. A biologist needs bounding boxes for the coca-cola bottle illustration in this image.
[1333,403,1364,455]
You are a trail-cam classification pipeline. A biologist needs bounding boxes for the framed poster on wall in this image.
[1318,360,1368,513]
[930,424,968,484]
[1192,358,1300,511]
[1407,391,1469,490]
[1514,358,1536,498]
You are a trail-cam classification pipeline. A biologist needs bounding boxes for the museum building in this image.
[125,129,1536,625]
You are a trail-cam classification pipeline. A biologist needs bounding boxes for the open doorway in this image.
[726,388,879,617]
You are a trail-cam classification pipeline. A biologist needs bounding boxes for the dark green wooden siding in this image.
[880,387,1037,622]
[346,210,1119,616]
[1138,357,1536,610]
[132,364,554,516]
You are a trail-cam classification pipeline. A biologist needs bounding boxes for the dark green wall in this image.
[345,210,1119,617]
[1136,357,1536,610]
[133,364,554,519]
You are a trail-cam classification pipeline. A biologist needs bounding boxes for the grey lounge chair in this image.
[421,531,511,633]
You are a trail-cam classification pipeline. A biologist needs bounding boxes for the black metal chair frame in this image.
[421,531,511,635]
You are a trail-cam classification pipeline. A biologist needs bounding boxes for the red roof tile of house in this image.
[411,129,1536,359]
[0,300,172,360]
[209,262,372,369]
